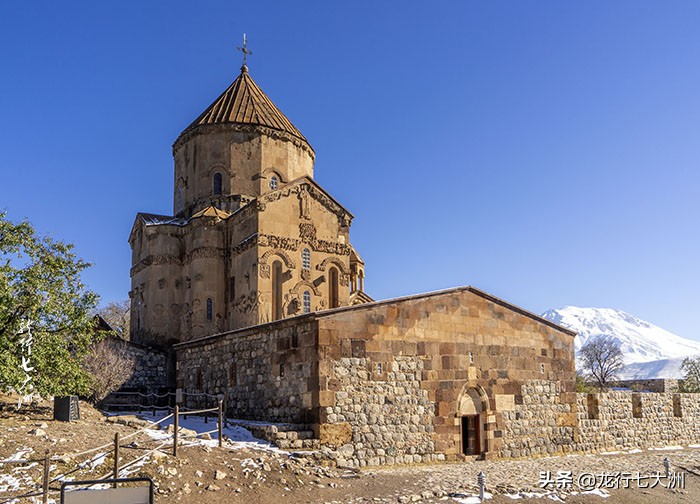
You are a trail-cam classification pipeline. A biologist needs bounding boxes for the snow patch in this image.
[451,491,492,503]
[121,411,285,453]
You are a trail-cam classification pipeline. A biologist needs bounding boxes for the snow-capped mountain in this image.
[541,306,700,379]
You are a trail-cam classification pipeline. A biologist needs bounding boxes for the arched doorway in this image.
[457,386,488,456]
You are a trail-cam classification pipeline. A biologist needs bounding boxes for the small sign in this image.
[63,486,150,504]
[61,477,153,504]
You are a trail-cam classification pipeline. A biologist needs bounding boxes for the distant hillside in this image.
[541,306,700,379]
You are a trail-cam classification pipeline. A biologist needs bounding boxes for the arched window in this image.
[302,248,311,271]
[358,270,364,291]
[303,291,311,314]
[269,175,278,190]
[176,186,183,213]
[329,267,339,308]
[213,172,223,195]
[206,298,213,320]
[272,260,283,320]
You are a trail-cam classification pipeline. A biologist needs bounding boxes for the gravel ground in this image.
[2,395,699,504]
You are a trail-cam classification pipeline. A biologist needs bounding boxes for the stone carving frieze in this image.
[258,233,300,252]
[131,246,227,276]
[130,254,183,276]
[313,240,351,256]
[185,247,225,263]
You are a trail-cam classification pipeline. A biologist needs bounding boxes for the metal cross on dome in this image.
[237,33,253,67]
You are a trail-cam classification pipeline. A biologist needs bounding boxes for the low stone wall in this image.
[121,342,169,390]
[500,380,577,458]
[175,319,319,424]
[575,391,700,452]
[612,379,679,393]
[101,337,169,391]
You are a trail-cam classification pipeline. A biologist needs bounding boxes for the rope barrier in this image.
[0,489,46,504]
[100,441,170,480]
[2,405,225,500]
[62,413,173,460]
[176,406,218,415]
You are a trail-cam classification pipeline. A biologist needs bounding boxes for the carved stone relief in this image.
[233,290,262,314]
[290,280,321,297]
[258,233,299,251]
[299,191,310,220]
[299,223,316,242]
[259,248,296,269]
[316,257,350,275]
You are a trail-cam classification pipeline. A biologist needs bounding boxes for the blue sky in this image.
[1,1,698,340]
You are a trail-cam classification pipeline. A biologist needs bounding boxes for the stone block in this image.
[494,394,515,411]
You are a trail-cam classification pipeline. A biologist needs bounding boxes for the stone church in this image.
[129,63,371,346]
[129,61,582,464]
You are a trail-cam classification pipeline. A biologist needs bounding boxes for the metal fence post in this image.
[173,405,179,457]
[42,450,50,504]
[218,399,223,448]
[113,432,120,487]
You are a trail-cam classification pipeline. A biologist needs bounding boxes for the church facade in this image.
[129,64,370,347]
[130,61,585,464]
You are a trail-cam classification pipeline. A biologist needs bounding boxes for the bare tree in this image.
[96,300,131,339]
[679,356,700,392]
[579,336,624,389]
[83,339,135,404]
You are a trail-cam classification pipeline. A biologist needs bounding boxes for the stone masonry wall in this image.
[612,379,679,393]
[500,380,576,458]
[175,319,319,424]
[327,356,441,467]
[316,287,577,464]
[103,337,169,391]
[121,343,169,390]
[575,391,700,452]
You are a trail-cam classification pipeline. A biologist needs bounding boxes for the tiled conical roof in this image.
[181,65,309,145]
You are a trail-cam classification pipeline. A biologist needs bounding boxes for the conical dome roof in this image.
[180,65,310,146]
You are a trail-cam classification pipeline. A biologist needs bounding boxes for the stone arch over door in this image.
[457,385,490,458]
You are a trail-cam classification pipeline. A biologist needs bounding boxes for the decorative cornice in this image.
[130,246,225,277]
[233,233,258,255]
[172,123,315,159]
